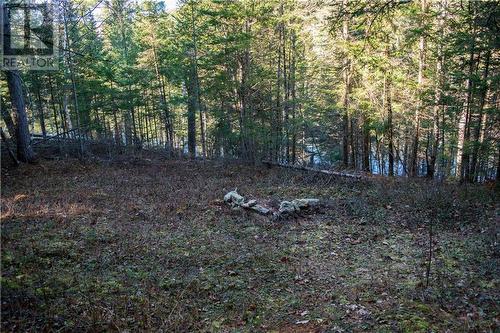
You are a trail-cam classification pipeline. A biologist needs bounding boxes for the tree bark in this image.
[362,114,370,172]
[186,75,198,158]
[385,73,394,176]
[469,50,490,182]
[62,0,83,156]
[152,46,173,153]
[36,84,47,138]
[5,70,36,163]
[427,0,446,178]
[1,96,16,139]
[456,7,476,182]
[274,1,284,162]
[290,32,297,164]
[47,74,60,136]
[410,0,428,177]
[188,1,205,158]
[341,0,351,168]
[2,7,35,162]
[496,144,500,186]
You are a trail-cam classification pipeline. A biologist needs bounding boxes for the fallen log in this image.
[262,161,362,180]
[224,190,320,218]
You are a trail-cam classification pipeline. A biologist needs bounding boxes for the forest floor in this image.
[1,154,499,332]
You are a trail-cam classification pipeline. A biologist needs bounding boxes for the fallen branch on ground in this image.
[262,161,362,179]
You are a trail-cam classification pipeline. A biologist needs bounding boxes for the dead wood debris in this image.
[262,161,362,179]
[224,190,320,219]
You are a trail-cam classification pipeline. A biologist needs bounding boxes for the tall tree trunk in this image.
[283,18,290,163]
[385,73,394,176]
[144,96,151,145]
[3,6,35,162]
[152,46,173,153]
[274,1,284,162]
[496,144,500,186]
[362,114,370,172]
[36,85,47,138]
[456,10,476,182]
[290,32,297,164]
[410,0,428,177]
[375,134,382,174]
[48,74,60,136]
[186,75,198,158]
[128,85,137,146]
[113,109,120,146]
[341,0,351,168]
[188,1,205,158]
[427,0,446,178]
[61,92,72,136]
[469,50,490,182]
[237,22,252,162]
[199,101,207,157]
[5,70,36,163]
[403,133,409,175]
[350,118,356,169]
[62,0,83,156]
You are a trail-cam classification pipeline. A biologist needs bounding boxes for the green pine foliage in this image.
[1,0,498,181]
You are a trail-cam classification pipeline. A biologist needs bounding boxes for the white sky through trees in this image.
[164,0,177,11]
[92,0,178,31]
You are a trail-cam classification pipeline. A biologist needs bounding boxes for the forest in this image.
[1,0,499,332]
[1,0,499,180]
